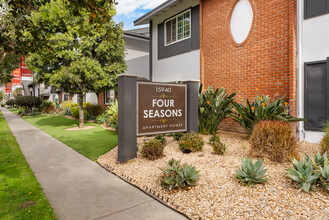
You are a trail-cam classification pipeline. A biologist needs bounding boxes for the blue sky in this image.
[114,0,167,30]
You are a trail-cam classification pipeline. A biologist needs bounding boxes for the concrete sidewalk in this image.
[1,108,187,220]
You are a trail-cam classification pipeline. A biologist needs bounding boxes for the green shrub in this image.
[320,121,329,154]
[235,157,269,186]
[71,106,88,119]
[160,158,200,191]
[141,139,164,160]
[6,99,15,106]
[155,134,166,145]
[169,132,184,141]
[40,100,55,113]
[105,100,118,130]
[287,157,320,193]
[85,104,103,117]
[209,134,226,155]
[249,120,298,163]
[178,132,204,153]
[15,96,42,111]
[198,84,236,134]
[232,95,303,135]
[60,100,74,110]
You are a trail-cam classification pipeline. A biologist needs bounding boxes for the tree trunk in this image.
[78,93,84,128]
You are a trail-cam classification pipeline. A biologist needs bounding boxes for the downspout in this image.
[149,20,153,81]
[296,0,305,140]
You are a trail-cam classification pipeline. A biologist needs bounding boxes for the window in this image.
[305,0,329,19]
[304,58,329,131]
[165,10,191,45]
[105,90,115,104]
[63,93,69,101]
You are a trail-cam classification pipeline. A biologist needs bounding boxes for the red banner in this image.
[20,58,33,78]
[11,68,21,85]
[5,83,12,94]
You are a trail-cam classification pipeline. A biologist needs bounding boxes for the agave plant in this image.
[96,113,109,124]
[232,95,304,135]
[161,159,200,191]
[198,84,236,134]
[320,164,329,190]
[235,157,269,186]
[314,152,328,168]
[287,158,320,192]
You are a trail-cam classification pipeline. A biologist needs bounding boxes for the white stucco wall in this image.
[124,35,150,79]
[297,1,329,142]
[303,14,329,62]
[152,0,200,82]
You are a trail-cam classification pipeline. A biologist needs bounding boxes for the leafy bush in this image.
[6,99,15,106]
[286,158,320,193]
[60,100,74,110]
[198,84,236,134]
[235,157,269,186]
[209,134,227,155]
[178,132,204,153]
[320,121,329,154]
[71,106,88,119]
[141,139,164,160]
[169,132,184,141]
[249,120,298,163]
[105,100,118,130]
[232,95,303,135]
[155,134,166,145]
[85,104,103,117]
[160,158,200,191]
[40,100,55,113]
[15,96,42,111]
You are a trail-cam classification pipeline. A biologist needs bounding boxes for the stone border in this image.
[97,159,191,220]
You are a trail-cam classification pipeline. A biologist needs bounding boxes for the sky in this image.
[114,0,167,30]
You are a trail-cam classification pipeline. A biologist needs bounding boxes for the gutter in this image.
[134,0,179,26]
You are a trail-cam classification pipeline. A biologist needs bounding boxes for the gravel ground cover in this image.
[98,131,329,220]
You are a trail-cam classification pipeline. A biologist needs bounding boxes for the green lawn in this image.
[23,115,118,161]
[0,110,57,220]
[8,108,20,115]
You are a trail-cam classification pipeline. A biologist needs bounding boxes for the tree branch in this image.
[0,52,7,65]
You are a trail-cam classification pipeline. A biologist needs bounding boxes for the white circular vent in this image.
[230,0,253,44]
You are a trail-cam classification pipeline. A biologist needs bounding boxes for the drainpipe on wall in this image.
[296,0,305,140]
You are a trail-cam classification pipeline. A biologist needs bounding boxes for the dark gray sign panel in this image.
[137,82,187,136]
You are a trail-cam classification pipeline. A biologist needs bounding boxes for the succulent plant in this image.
[287,158,320,193]
[161,159,200,191]
[320,164,329,190]
[235,157,269,186]
[314,152,328,168]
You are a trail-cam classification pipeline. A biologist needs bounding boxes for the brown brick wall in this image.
[200,0,297,132]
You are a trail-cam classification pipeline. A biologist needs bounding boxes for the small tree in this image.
[26,0,126,128]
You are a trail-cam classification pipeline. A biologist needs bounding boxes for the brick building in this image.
[135,0,329,142]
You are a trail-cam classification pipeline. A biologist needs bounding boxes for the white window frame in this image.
[164,9,191,46]
[63,93,69,101]
[104,89,115,105]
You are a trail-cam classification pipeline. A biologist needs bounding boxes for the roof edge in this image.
[134,0,179,26]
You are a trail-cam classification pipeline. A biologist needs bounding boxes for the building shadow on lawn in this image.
[26,115,81,128]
